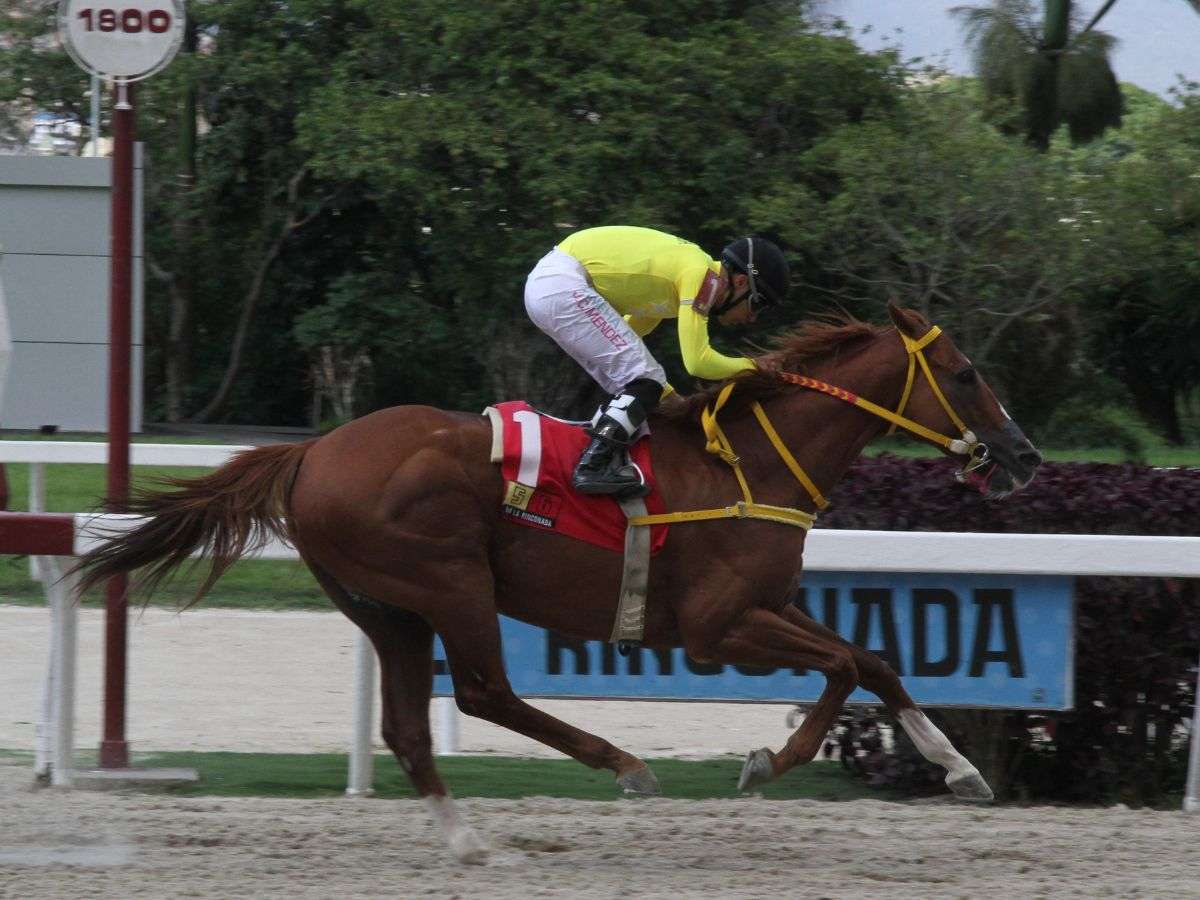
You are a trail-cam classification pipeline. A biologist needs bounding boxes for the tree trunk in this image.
[1127,376,1183,444]
[188,167,325,423]
[186,227,287,423]
[1026,0,1071,151]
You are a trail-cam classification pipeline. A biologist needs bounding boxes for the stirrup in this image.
[571,467,648,497]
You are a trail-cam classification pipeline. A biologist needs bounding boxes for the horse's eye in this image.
[955,367,977,385]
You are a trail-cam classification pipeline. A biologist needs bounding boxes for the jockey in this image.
[524,225,790,497]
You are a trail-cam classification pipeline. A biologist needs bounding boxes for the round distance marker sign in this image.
[58,0,186,81]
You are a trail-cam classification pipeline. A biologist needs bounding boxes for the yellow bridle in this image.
[627,325,985,532]
[780,326,982,457]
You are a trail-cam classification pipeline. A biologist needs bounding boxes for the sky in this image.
[824,0,1200,99]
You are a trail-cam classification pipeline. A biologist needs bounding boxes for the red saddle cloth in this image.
[490,401,669,554]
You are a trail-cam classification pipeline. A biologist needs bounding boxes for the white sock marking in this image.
[424,794,487,864]
[898,709,977,781]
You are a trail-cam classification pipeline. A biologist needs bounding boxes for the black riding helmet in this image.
[717,236,790,315]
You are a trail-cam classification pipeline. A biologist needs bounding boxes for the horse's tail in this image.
[73,441,315,607]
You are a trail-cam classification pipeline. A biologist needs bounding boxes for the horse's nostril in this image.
[1018,446,1043,469]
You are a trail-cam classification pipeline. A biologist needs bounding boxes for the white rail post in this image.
[346,630,376,796]
[34,565,56,779]
[48,557,77,788]
[434,696,460,755]
[1184,648,1200,813]
[29,463,45,581]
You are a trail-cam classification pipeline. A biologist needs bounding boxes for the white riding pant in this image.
[524,249,666,397]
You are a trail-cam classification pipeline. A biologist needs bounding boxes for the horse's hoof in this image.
[617,764,661,796]
[946,768,994,801]
[737,748,775,792]
[449,827,489,865]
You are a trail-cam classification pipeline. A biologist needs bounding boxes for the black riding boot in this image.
[572,386,658,498]
[572,422,648,498]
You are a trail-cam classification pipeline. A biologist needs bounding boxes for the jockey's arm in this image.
[677,301,755,382]
[623,314,662,338]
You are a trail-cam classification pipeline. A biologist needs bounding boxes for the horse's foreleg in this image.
[689,607,859,791]
[778,603,993,800]
[435,603,660,796]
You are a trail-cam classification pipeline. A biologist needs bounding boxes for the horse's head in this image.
[887,303,1042,499]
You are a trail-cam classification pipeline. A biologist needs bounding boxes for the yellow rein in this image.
[626,325,979,532]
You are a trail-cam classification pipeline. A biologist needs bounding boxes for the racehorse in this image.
[75,303,1041,863]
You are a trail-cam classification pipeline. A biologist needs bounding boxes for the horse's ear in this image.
[887,300,922,337]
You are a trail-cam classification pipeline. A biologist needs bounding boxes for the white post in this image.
[1184,648,1200,813]
[49,558,77,788]
[30,463,45,512]
[29,464,45,581]
[34,582,56,779]
[434,696,460,756]
[346,630,376,796]
[90,74,101,157]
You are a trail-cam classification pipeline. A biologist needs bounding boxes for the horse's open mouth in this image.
[962,455,1037,500]
[959,423,1042,500]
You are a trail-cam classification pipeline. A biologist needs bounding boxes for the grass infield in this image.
[1,750,898,802]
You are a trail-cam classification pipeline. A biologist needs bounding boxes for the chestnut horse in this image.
[76,304,1041,863]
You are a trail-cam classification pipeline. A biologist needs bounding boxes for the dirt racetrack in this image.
[2,757,1197,899]
[2,606,1198,898]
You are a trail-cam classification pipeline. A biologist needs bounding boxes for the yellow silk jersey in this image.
[556,226,755,382]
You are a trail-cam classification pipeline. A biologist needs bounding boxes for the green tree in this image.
[952,0,1122,151]
[953,0,1200,152]
[801,83,1089,427]
[297,0,903,410]
[1063,85,1200,442]
[0,1,97,154]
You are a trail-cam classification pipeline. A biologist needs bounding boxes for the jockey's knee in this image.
[621,378,663,412]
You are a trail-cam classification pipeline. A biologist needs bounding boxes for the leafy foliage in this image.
[1043,399,1159,461]
[1,2,1197,445]
[952,0,1124,150]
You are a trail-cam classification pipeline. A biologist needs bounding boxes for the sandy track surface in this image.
[2,759,1196,899]
[3,606,1197,898]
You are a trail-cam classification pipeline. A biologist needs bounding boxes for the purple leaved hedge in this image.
[821,456,1200,536]
[821,456,1200,804]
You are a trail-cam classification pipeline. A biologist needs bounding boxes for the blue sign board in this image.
[432,573,1074,710]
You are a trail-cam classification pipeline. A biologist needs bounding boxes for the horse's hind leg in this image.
[310,565,489,863]
[779,603,992,800]
[433,599,661,796]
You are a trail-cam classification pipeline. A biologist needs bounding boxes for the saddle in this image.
[483,401,669,554]
[483,401,667,650]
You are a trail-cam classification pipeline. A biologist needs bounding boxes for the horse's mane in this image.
[661,312,902,422]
